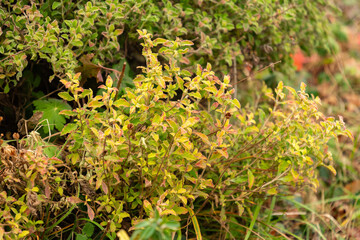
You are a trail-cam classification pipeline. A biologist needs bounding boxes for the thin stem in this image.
[115,62,127,100]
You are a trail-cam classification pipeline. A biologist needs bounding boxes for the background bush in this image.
[1,0,338,91]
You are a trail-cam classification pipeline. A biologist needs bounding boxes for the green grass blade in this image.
[186,207,202,240]
[244,200,263,240]
[298,220,326,240]
[44,204,76,235]
[267,196,277,225]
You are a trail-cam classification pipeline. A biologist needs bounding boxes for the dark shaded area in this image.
[0,59,60,137]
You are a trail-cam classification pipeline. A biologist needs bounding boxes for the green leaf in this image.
[244,201,263,240]
[182,117,199,128]
[233,98,241,109]
[75,234,88,240]
[114,99,130,107]
[82,222,95,237]
[52,2,61,10]
[164,221,180,230]
[267,187,278,195]
[173,206,188,215]
[88,100,104,108]
[4,83,9,94]
[58,92,74,101]
[139,226,155,239]
[33,98,72,133]
[61,123,78,135]
[119,212,130,219]
[72,40,84,47]
[181,40,194,46]
[42,143,58,158]
[153,38,168,46]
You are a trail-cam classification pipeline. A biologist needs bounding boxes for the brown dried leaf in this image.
[68,196,83,204]
[87,203,95,220]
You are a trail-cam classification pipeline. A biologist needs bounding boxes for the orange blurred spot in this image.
[291,50,306,71]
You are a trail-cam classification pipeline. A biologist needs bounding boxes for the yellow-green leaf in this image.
[324,165,337,175]
[61,123,78,135]
[193,131,210,145]
[182,117,199,128]
[59,110,76,117]
[143,200,152,214]
[161,209,177,216]
[173,206,188,215]
[88,100,104,108]
[267,187,278,195]
[181,40,194,46]
[18,231,29,238]
[300,82,306,92]
[248,170,254,189]
[114,99,130,107]
[58,187,63,196]
[106,76,113,88]
[58,92,74,101]
[233,98,241,109]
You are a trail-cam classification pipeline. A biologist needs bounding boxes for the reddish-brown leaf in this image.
[87,203,95,220]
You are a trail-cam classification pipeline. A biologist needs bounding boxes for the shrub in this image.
[0,31,349,239]
[0,0,338,94]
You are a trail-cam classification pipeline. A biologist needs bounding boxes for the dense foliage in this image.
[1,0,337,93]
[0,31,351,239]
[0,0,356,239]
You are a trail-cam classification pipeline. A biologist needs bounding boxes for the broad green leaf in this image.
[82,222,95,237]
[75,234,87,240]
[33,98,72,133]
